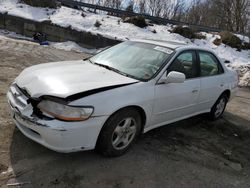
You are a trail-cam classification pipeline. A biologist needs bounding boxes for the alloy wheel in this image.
[214,98,226,118]
[111,117,137,150]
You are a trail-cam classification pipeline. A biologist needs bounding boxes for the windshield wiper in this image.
[88,60,140,80]
[93,62,114,71]
[92,62,129,76]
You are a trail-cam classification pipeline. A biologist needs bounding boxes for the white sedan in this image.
[7,40,238,156]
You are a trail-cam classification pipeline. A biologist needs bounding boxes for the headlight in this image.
[37,100,93,121]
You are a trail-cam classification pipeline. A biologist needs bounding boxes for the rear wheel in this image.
[97,108,142,157]
[209,94,228,120]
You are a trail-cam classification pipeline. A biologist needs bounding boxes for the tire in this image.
[209,94,228,120]
[96,108,142,157]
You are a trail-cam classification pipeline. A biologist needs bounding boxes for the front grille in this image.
[8,84,52,121]
[9,84,29,110]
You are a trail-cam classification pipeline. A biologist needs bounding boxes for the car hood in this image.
[16,60,138,99]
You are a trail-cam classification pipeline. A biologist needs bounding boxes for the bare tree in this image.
[171,0,185,19]
[81,0,249,33]
[104,0,122,9]
[146,0,164,16]
[126,0,134,12]
[232,0,249,32]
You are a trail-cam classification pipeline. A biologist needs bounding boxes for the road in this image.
[0,36,250,188]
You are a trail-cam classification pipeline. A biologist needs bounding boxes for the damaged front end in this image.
[7,83,107,153]
[7,83,55,126]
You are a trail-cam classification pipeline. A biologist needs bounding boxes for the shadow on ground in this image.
[9,114,250,188]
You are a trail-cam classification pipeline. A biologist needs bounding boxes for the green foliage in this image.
[123,16,148,28]
[219,31,242,49]
[21,0,58,8]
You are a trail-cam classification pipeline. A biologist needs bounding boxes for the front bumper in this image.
[7,86,108,153]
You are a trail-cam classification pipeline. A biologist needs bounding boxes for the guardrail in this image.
[58,0,223,33]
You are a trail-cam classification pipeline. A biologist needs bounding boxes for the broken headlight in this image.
[37,100,93,121]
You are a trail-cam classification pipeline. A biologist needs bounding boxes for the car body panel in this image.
[152,79,201,126]
[7,40,238,153]
[16,60,137,98]
[7,89,109,152]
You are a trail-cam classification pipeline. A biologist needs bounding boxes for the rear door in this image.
[152,50,201,126]
[197,50,226,111]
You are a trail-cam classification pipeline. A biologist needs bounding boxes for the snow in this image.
[228,63,250,87]
[0,1,187,41]
[50,41,100,54]
[0,29,32,40]
[0,0,249,86]
[49,6,189,42]
[0,29,99,54]
[0,0,53,22]
[235,34,250,43]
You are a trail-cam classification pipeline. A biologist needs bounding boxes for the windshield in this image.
[90,41,173,81]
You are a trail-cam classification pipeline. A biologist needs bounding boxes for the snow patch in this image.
[0,0,249,86]
[228,63,250,87]
[0,29,99,54]
[0,0,53,22]
[50,41,100,54]
[235,34,250,43]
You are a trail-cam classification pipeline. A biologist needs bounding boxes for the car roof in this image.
[131,39,216,55]
[131,39,187,49]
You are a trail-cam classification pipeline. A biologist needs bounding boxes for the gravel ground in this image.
[0,36,250,188]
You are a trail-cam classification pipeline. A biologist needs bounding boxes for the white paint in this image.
[16,60,137,98]
[7,41,239,153]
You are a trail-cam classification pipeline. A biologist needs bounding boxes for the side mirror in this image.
[160,71,186,84]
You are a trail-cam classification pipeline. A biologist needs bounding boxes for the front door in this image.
[151,50,201,127]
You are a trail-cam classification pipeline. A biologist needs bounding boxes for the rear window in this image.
[198,51,224,77]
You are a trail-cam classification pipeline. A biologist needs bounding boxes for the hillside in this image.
[0,0,249,86]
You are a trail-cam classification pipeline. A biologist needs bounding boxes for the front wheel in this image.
[209,94,228,120]
[96,108,142,157]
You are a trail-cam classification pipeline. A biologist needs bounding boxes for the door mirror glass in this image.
[160,71,186,83]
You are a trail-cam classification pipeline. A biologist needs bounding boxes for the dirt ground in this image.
[0,36,250,188]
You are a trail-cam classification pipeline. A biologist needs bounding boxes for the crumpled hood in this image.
[16,60,137,99]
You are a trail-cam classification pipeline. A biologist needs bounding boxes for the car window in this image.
[167,51,198,79]
[90,41,172,81]
[199,51,223,76]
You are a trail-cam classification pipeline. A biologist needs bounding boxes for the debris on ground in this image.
[7,181,31,186]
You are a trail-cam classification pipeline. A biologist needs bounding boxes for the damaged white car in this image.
[7,40,238,156]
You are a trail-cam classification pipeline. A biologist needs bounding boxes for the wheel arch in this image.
[96,105,147,147]
[221,89,231,100]
[106,105,146,132]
